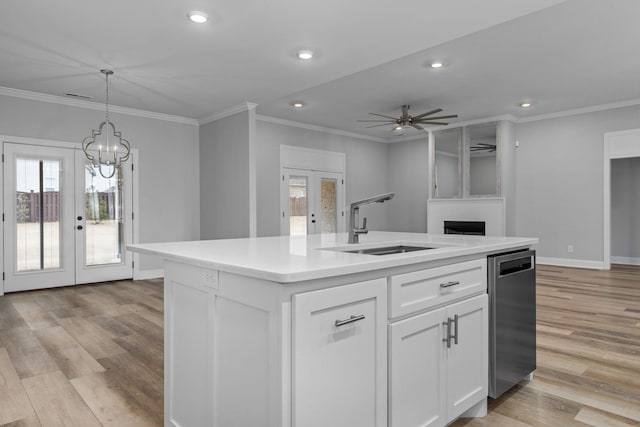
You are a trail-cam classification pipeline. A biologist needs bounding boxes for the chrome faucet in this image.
[348,192,395,243]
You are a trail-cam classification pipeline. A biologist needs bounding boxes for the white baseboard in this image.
[134,268,164,281]
[610,256,640,266]
[536,257,605,270]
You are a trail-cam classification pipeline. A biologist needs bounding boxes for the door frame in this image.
[603,128,640,270]
[0,135,139,295]
[279,145,346,236]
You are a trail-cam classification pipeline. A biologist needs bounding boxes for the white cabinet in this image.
[389,294,488,427]
[293,278,387,427]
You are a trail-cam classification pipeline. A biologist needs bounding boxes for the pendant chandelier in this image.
[82,69,131,178]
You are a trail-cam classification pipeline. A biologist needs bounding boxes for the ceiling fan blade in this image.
[368,112,397,120]
[412,108,443,119]
[357,119,395,122]
[410,124,425,131]
[414,115,458,122]
[420,121,450,126]
[366,123,395,128]
[401,105,410,119]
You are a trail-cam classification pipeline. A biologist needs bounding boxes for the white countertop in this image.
[128,232,538,283]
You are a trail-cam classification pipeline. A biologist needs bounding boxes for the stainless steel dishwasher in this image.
[488,249,536,398]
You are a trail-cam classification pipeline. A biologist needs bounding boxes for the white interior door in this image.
[3,143,76,292]
[282,168,344,236]
[3,142,133,292]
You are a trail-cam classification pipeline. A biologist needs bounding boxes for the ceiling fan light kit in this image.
[358,104,458,132]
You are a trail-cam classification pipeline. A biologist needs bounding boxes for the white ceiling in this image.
[2,0,639,141]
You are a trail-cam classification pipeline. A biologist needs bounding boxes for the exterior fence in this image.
[16,191,117,223]
[290,197,307,217]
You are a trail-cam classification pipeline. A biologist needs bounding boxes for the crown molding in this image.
[516,98,640,123]
[0,86,198,125]
[198,102,258,125]
[255,114,388,143]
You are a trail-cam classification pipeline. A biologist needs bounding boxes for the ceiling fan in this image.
[358,104,458,131]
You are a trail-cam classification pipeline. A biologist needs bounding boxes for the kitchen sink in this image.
[342,245,435,256]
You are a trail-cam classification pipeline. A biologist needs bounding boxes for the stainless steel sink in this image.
[342,245,435,256]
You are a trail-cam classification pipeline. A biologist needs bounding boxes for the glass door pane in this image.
[15,158,62,271]
[319,178,337,233]
[289,176,308,236]
[84,163,124,266]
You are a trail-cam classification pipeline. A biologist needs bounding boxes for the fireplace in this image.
[444,220,486,236]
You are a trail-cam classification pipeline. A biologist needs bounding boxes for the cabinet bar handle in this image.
[442,318,452,348]
[451,314,459,345]
[440,280,460,288]
[335,314,365,327]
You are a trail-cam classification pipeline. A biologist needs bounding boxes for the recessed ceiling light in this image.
[291,101,305,108]
[297,50,314,60]
[520,102,532,108]
[188,12,208,23]
[430,61,444,68]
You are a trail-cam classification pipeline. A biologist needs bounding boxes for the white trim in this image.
[198,102,258,125]
[518,98,640,123]
[134,268,164,280]
[257,114,388,143]
[536,257,605,270]
[0,86,198,126]
[132,148,142,281]
[610,256,640,266]
[0,134,80,150]
[603,128,640,270]
[248,107,257,237]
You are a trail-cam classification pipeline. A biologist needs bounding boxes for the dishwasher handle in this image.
[498,254,534,277]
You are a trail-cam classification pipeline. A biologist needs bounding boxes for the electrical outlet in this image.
[203,271,218,288]
[567,245,574,253]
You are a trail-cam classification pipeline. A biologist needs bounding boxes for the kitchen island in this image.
[128,231,537,427]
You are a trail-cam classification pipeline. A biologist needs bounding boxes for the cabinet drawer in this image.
[389,259,486,318]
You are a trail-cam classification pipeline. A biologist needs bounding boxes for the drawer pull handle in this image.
[335,315,365,327]
[440,280,460,288]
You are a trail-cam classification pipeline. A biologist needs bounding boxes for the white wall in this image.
[611,157,640,261]
[388,137,429,232]
[200,111,254,239]
[515,104,640,265]
[255,120,391,237]
[0,95,201,273]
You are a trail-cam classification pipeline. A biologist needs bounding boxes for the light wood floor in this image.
[0,265,639,426]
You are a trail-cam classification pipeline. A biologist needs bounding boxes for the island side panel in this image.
[164,260,287,427]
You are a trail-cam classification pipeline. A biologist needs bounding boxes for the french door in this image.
[281,168,344,236]
[3,142,133,292]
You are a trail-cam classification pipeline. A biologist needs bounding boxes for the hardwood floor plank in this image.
[0,415,42,426]
[0,327,58,379]
[0,301,28,331]
[71,372,160,427]
[55,317,125,359]
[528,373,640,421]
[32,326,104,380]
[10,303,58,331]
[21,371,101,427]
[0,348,38,425]
[574,405,640,427]
[120,304,163,328]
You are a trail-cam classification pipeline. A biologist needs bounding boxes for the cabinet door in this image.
[389,308,446,427]
[293,279,387,427]
[445,294,488,421]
